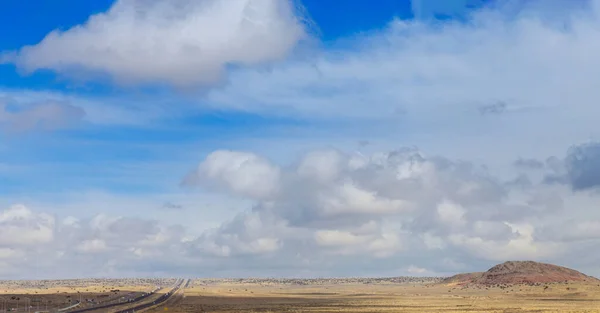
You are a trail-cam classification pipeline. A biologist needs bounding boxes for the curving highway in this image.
[68,280,183,313]
[114,279,185,313]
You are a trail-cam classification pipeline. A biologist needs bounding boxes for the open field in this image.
[1,277,599,312]
[146,279,600,313]
[0,278,176,312]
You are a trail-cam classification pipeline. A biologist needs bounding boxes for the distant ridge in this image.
[443,261,599,286]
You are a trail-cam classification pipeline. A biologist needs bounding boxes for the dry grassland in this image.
[0,285,152,295]
[146,281,600,313]
[0,283,157,312]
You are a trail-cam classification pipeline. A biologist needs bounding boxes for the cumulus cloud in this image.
[77,239,108,253]
[6,0,307,87]
[189,211,286,258]
[0,205,54,246]
[406,265,429,275]
[296,149,345,183]
[448,222,560,261]
[314,229,402,258]
[188,150,281,199]
[5,142,600,277]
[0,204,190,278]
[0,98,85,133]
[537,220,600,243]
[187,146,598,273]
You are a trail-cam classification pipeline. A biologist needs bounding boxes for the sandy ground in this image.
[144,281,600,313]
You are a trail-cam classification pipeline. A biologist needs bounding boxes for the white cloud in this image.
[186,146,595,272]
[7,0,307,87]
[5,140,600,278]
[77,239,108,253]
[314,230,368,247]
[5,0,600,279]
[62,216,80,227]
[218,2,599,116]
[320,183,411,216]
[0,205,54,246]
[448,222,561,261]
[314,230,402,258]
[422,233,446,250]
[407,265,428,274]
[191,150,281,199]
[173,139,600,277]
[197,233,281,257]
[204,0,600,163]
[190,211,285,257]
[297,149,345,183]
[537,219,600,242]
[436,200,466,228]
[0,248,23,260]
[0,204,197,278]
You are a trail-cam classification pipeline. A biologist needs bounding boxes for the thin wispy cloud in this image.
[0,98,85,133]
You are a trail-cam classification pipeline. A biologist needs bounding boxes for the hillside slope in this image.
[443,261,599,286]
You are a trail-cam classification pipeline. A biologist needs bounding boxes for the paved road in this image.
[114,279,186,313]
[2,281,185,313]
[57,300,81,312]
[68,284,166,313]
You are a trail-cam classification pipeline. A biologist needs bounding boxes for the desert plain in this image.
[156,279,600,313]
[1,262,600,313]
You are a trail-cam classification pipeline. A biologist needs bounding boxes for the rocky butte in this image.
[443,261,600,286]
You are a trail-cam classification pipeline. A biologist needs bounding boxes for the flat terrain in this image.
[1,277,600,312]
[147,279,600,313]
[0,278,176,312]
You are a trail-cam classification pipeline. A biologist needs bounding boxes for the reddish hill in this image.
[443,261,599,286]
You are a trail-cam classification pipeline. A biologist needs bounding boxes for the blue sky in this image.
[0,0,487,87]
[0,0,489,197]
[2,0,600,279]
